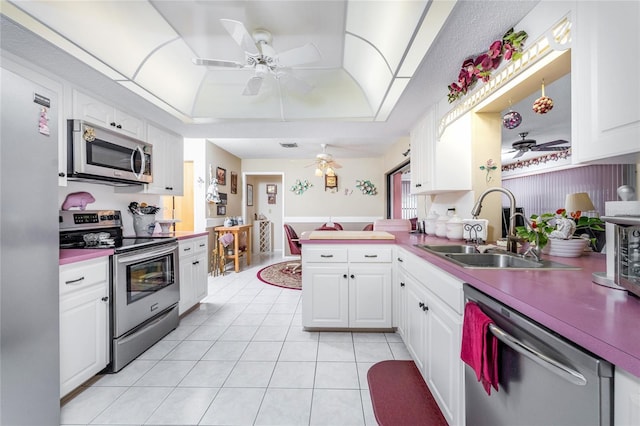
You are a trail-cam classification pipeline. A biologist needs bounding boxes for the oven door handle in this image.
[488,323,587,386]
[116,244,176,264]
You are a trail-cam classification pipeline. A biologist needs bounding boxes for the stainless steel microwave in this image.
[67,119,152,185]
[602,215,640,298]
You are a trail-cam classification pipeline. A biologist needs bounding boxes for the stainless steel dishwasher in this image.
[463,284,613,426]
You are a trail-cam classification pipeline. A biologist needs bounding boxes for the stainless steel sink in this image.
[415,244,479,254]
[415,244,580,270]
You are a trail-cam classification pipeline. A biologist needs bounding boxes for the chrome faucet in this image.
[510,212,542,261]
[471,187,518,254]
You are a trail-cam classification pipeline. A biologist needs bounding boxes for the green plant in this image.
[515,208,604,250]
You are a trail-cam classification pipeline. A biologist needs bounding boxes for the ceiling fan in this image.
[307,144,342,176]
[192,19,321,96]
[508,132,570,159]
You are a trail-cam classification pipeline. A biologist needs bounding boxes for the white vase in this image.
[133,214,156,236]
[542,237,589,257]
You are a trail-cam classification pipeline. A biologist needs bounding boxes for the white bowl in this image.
[156,219,180,234]
[542,238,589,257]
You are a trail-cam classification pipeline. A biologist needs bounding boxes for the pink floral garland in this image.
[448,28,528,103]
[501,149,571,172]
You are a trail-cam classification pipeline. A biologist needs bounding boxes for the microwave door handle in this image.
[130,146,144,180]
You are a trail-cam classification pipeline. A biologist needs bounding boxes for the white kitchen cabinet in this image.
[572,1,640,163]
[614,366,640,426]
[145,124,184,195]
[73,89,146,140]
[410,106,434,194]
[393,249,410,339]
[410,104,471,194]
[178,236,208,315]
[302,244,392,329]
[399,249,465,426]
[59,257,109,398]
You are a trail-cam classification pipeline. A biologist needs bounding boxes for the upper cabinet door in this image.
[572,2,640,163]
[73,90,146,140]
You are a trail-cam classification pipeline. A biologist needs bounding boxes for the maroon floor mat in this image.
[367,360,448,426]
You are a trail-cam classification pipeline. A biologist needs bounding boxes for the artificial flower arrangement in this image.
[447,28,528,103]
[515,208,605,251]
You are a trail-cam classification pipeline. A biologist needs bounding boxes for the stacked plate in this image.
[542,238,589,257]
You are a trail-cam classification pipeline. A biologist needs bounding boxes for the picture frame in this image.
[230,172,238,194]
[216,205,226,216]
[216,167,226,185]
[266,184,277,194]
[247,184,253,206]
[218,192,227,205]
[268,194,276,205]
[325,174,338,191]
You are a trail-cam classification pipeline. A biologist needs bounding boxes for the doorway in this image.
[386,161,416,220]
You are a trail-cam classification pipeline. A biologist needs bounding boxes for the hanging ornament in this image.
[532,80,554,114]
[502,100,522,129]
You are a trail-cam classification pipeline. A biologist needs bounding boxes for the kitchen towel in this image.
[219,233,234,247]
[461,301,499,395]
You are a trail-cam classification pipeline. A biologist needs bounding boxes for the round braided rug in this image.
[257,261,302,290]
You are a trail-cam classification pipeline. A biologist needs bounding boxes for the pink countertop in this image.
[303,231,640,377]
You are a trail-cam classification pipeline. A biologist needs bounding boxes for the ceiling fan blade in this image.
[535,139,569,148]
[242,76,263,96]
[192,58,245,68]
[259,42,277,60]
[513,150,525,159]
[220,19,260,55]
[277,72,313,95]
[277,43,321,67]
[532,146,570,151]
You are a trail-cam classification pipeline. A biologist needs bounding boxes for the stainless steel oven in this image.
[59,210,180,373]
[110,240,179,371]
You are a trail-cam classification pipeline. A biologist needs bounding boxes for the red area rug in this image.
[257,261,301,290]
[367,360,448,426]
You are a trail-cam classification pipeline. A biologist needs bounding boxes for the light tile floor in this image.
[61,253,411,425]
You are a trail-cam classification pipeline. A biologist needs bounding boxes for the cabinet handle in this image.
[183,247,191,251]
[199,244,206,248]
[110,122,116,127]
[350,274,355,279]
[397,257,403,262]
[58,172,66,177]
[320,254,334,258]
[101,296,109,302]
[343,274,348,279]
[65,276,85,285]
[364,254,378,258]
[193,260,199,265]
[116,124,122,129]
[418,302,424,308]
[416,183,422,188]
[400,282,405,287]
[422,304,429,312]
[165,186,173,190]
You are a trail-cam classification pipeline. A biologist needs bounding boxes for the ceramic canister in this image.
[424,211,439,235]
[446,214,464,240]
[435,215,449,238]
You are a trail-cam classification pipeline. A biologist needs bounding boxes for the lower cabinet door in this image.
[348,265,392,328]
[60,284,108,397]
[302,265,349,327]
[425,291,463,426]
[405,278,428,374]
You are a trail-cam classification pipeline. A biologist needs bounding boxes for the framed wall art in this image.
[218,192,227,205]
[325,175,338,191]
[266,184,277,194]
[268,194,276,205]
[216,167,226,185]
[230,172,238,194]
[216,205,226,216]
[247,184,253,206]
